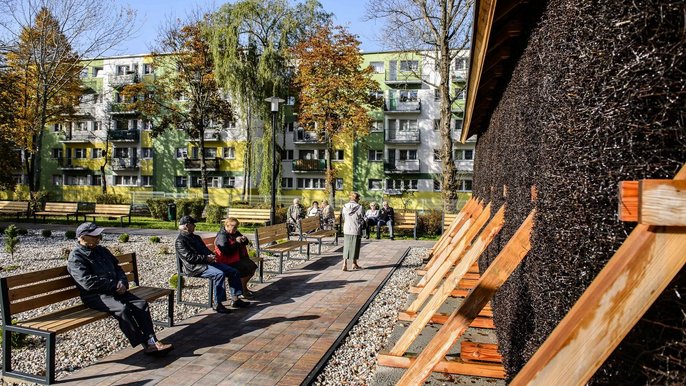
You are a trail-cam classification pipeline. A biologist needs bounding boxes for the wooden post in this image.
[638,180,686,225]
[424,200,483,272]
[428,198,477,260]
[460,341,503,363]
[618,180,639,222]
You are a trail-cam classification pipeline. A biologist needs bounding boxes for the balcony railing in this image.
[111,157,139,170]
[292,159,326,173]
[110,103,137,115]
[384,159,420,173]
[385,71,423,84]
[108,73,138,87]
[451,69,467,82]
[109,130,140,142]
[294,129,326,144]
[384,98,421,113]
[61,131,96,142]
[56,157,87,169]
[453,129,477,143]
[454,159,474,172]
[385,129,421,143]
[184,158,220,171]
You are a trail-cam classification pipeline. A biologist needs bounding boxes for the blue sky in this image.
[117,0,384,55]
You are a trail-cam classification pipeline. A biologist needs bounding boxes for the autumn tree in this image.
[367,0,473,211]
[209,0,330,200]
[292,24,382,205]
[0,0,137,192]
[0,64,23,189]
[122,14,232,200]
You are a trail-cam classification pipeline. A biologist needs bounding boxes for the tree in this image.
[209,0,331,200]
[367,0,473,211]
[291,25,382,206]
[0,61,24,189]
[122,14,232,200]
[0,0,138,192]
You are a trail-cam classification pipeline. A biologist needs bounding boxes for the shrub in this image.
[417,209,443,237]
[0,320,28,349]
[2,264,19,272]
[204,205,225,224]
[110,246,123,255]
[95,193,127,204]
[16,228,28,236]
[275,206,287,224]
[168,273,184,289]
[118,233,129,243]
[29,190,49,213]
[248,248,258,260]
[149,236,161,244]
[146,198,175,220]
[176,198,204,220]
[41,229,52,238]
[4,225,19,259]
[64,230,76,239]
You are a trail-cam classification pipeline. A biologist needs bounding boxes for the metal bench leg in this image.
[3,328,11,376]
[279,253,284,274]
[307,244,310,261]
[46,332,56,384]
[318,239,322,255]
[167,292,174,327]
[259,260,264,283]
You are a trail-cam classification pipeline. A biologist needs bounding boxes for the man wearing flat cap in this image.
[67,222,173,355]
[175,215,248,313]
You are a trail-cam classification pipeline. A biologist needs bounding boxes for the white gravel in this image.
[313,247,427,385]
[0,229,330,384]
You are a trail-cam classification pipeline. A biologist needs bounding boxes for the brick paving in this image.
[57,238,434,386]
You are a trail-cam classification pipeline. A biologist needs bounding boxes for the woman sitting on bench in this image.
[214,217,258,297]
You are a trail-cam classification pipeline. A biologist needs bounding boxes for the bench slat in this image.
[5,266,70,287]
[11,288,82,315]
[262,240,309,252]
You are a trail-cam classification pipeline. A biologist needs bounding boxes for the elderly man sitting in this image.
[175,215,249,313]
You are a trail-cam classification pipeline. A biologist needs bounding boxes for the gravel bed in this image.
[313,247,427,385]
[0,229,329,383]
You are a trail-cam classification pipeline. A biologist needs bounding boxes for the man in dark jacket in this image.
[377,200,395,240]
[175,215,248,313]
[67,222,173,355]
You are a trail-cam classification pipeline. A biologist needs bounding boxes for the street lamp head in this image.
[265,96,285,112]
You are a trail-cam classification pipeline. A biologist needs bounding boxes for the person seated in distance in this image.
[363,202,380,239]
[214,217,258,297]
[67,222,173,356]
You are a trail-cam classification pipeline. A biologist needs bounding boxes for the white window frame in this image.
[399,60,419,72]
[176,148,188,159]
[141,176,153,186]
[281,177,293,189]
[368,149,383,161]
[175,176,188,188]
[223,176,236,188]
[368,179,383,191]
[369,61,384,73]
[223,147,235,159]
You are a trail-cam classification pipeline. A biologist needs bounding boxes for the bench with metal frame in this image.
[298,216,338,254]
[0,200,30,220]
[86,203,132,226]
[33,202,80,223]
[226,207,271,226]
[255,223,310,276]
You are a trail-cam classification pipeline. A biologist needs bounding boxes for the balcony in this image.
[292,159,326,173]
[384,159,420,173]
[385,71,423,85]
[384,98,422,114]
[110,103,137,115]
[186,130,222,142]
[56,158,87,170]
[111,157,139,171]
[294,129,327,144]
[184,158,220,171]
[109,130,140,142]
[451,69,467,83]
[385,129,421,143]
[60,131,97,143]
[108,73,138,87]
[454,159,474,172]
[74,105,96,117]
[453,129,477,143]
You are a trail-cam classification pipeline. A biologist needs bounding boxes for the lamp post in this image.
[265,97,284,225]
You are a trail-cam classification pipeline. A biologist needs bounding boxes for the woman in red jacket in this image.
[214,217,258,296]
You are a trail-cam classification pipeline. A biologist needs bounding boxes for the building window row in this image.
[176,147,235,159]
[175,176,236,188]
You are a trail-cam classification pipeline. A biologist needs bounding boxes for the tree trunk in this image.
[439,35,458,212]
[326,138,335,207]
[242,103,252,201]
[33,83,49,191]
[199,130,209,204]
[100,135,110,194]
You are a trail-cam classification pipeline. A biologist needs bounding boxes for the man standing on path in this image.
[377,200,395,240]
[67,222,173,355]
[175,215,249,313]
[341,192,364,271]
[287,198,305,234]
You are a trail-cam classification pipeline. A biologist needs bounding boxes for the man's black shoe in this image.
[232,299,251,308]
[214,305,231,314]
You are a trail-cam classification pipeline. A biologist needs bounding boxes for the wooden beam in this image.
[531,184,538,202]
[409,278,478,293]
[428,198,476,256]
[417,263,480,276]
[377,353,506,379]
[398,210,535,385]
[461,341,503,363]
[618,180,639,222]
[511,166,686,386]
[398,311,495,329]
[391,206,506,356]
[425,200,482,272]
[639,180,686,225]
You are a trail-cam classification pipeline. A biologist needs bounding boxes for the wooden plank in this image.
[391,206,507,356]
[428,199,478,263]
[5,266,70,287]
[10,288,82,315]
[417,263,480,276]
[461,341,502,363]
[377,353,505,379]
[408,278,478,293]
[9,277,76,302]
[399,310,493,324]
[638,179,686,225]
[398,209,535,385]
[618,180,639,222]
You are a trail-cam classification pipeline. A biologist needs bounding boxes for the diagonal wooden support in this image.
[378,354,506,379]
[409,278,478,293]
[428,198,476,256]
[510,166,686,386]
[391,205,507,356]
[397,209,535,385]
[425,199,481,268]
[408,204,502,314]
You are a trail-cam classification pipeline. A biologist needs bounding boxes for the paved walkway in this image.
[56,238,434,386]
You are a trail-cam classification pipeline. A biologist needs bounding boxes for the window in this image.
[80,68,89,78]
[369,61,384,73]
[454,57,468,71]
[93,121,101,131]
[368,179,383,191]
[287,96,295,105]
[143,120,153,130]
[208,176,221,188]
[434,119,441,131]
[73,148,87,159]
[370,121,383,132]
[92,67,102,77]
[141,148,153,159]
[399,149,417,161]
[296,178,326,189]
[51,148,63,159]
[336,178,343,190]
[52,175,62,186]
[281,177,293,189]
[287,122,295,132]
[190,176,202,188]
[434,179,441,191]
[300,149,324,160]
[65,175,89,186]
[114,175,138,186]
[282,150,294,161]
[370,90,384,100]
[91,148,104,159]
[399,90,418,102]
[193,147,217,159]
[454,149,474,160]
[387,179,418,191]
[454,119,463,131]
[458,179,473,192]
[114,148,130,158]
[333,150,344,161]
[434,89,440,101]
[399,60,419,72]
[116,65,130,75]
[399,119,418,131]
[223,177,236,188]
[91,175,102,186]
[433,149,441,161]
[176,147,188,159]
[368,149,383,161]
[455,89,465,100]
[175,176,187,187]
[223,147,235,159]
[53,123,63,132]
[143,64,153,74]
[141,176,153,186]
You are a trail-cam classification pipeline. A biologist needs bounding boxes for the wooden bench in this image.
[33,202,80,223]
[86,204,132,227]
[0,253,173,385]
[255,223,310,275]
[226,207,271,226]
[299,216,338,255]
[443,212,459,234]
[0,200,30,220]
[375,211,418,239]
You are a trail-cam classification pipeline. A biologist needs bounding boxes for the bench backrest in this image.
[0,253,139,321]
[226,207,271,222]
[299,216,320,234]
[203,236,216,250]
[443,213,459,230]
[333,210,341,224]
[255,223,289,247]
[395,211,417,225]
[43,202,78,213]
[94,204,131,215]
[0,201,29,211]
